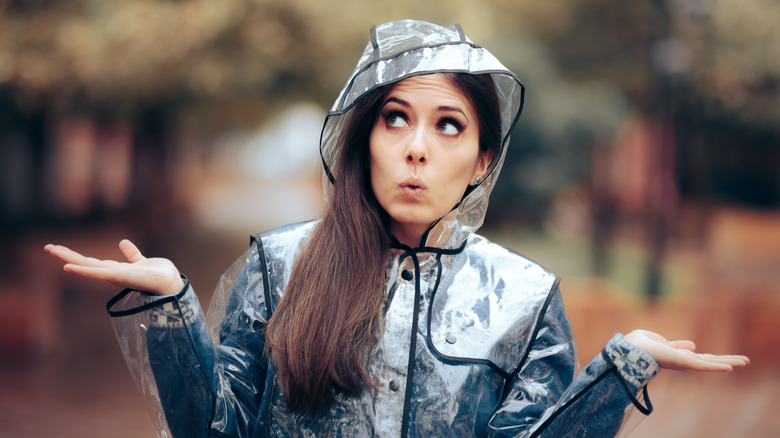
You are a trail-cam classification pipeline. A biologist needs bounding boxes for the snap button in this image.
[401,270,413,281]
[389,379,401,391]
[445,334,457,344]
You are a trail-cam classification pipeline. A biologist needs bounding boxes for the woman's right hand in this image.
[44,239,184,296]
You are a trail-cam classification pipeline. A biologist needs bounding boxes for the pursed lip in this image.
[399,177,426,190]
[399,178,426,200]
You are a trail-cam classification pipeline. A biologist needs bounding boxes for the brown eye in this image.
[437,118,462,136]
[385,112,409,129]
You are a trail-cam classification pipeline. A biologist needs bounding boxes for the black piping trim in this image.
[392,238,528,380]
[399,250,423,438]
[527,366,615,438]
[370,25,379,56]
[455,24,466,42]
[424,253,511,380]
[407,244,467,257]
[390,238,467,258]
[320,68,524,187]
[251,235,275,318]
[525,350,654,438]
[418,262,561,384]
[387,239,466,318]
[600,350,654,415]
[106,277,220,434]
[389,237,413,254]
[247,235,277,437]
[326,68,523,121]
[106,275,189,317]
[504,277,562,391]
[335,40,485,111]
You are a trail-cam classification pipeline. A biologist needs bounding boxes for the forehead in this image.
[384,74,474,111]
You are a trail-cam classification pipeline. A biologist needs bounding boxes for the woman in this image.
[45,20,748,437]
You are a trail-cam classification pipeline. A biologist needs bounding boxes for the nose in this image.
[405,128,428,164]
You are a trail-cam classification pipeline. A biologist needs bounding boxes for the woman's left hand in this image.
[623,329,750,372]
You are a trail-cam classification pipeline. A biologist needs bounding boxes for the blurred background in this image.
[0,0,778,436]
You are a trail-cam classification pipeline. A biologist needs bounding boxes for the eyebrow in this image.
[382,97,468,118]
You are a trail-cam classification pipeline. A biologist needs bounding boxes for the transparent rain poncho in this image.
[106,20,659,438]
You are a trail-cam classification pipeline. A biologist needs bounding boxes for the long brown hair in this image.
[264,73,500,414]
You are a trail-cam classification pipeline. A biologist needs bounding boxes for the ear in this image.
[472,149,494,183]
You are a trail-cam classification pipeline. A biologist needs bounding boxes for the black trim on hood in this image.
[369,25,379,59]
[455,24,466,42]
[335,39,487,112]
[319,68,524,187]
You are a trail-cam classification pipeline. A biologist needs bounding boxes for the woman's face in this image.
[369,74,491,246]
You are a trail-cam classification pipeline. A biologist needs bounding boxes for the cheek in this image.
[432,158,474,206]
[446,150,480,182]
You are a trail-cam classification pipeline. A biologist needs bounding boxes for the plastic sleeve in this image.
[486,289,659,438]
[106,244,270,438]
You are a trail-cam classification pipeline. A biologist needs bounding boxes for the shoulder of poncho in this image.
[464,233,559,289]
[252,220,318,244]
[255,220,318,239]
[251,220,318,260]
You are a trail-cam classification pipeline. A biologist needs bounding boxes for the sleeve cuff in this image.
[603,333,660,391]
[106,275,200,328]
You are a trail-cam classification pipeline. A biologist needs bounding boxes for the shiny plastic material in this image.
[320,20,524,248]
[107,19,660,438]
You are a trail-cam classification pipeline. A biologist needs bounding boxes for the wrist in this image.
[165,275,186,296]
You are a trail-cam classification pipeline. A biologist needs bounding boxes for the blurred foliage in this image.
[2,0,775,120]
[0,0,778,222]
[534,0,780,125]
[0,0,552,113]
[0,0,325,114]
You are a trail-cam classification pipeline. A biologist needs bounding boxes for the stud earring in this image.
[475,177,481,185]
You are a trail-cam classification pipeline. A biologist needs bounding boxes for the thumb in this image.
[119,239,146,263]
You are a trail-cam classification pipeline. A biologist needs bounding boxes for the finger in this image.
[685,352,753,372]
[45,244,105,267]
[693,362,733,372]
[698,354,750,367]
[65,260,150,289]
[44,244,77,261]
[119,239,146,263]
[63,262,123,284]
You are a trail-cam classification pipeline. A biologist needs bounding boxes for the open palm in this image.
[624,329,749,372]
[44,239,184,296]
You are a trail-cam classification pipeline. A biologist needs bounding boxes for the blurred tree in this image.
[507,0,780,211]
[673,0,780,126]
[518,0,780,126]
[1,0,777,126]
[0,0,318,112]
[0,0,777,228]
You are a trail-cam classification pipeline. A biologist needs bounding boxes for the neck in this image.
[390,223,427,248]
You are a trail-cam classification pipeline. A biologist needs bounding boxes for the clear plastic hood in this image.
[319,19,525,247]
